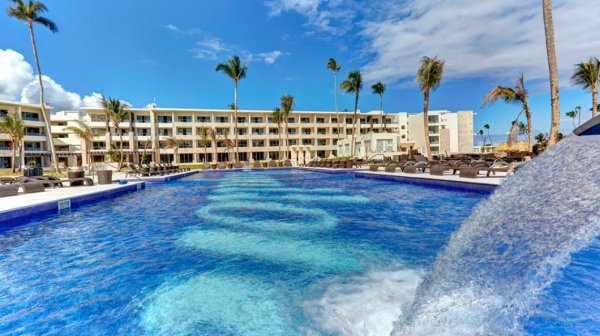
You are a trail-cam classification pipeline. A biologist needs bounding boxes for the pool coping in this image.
[0,182,146,226]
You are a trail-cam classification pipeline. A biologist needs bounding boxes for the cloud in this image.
[141,59,159,66]
[265,0,358,35]
[0,48,103,111]
[187,33,288,64]
[191,36,232,60]
[163,24,200,35]
[255,51,289,64]
[0,49,34,100]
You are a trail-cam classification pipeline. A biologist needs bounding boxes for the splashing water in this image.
[392,135,600,335]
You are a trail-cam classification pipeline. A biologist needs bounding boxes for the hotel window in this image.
[267,117,273,123]
[346,129,352,135]
[136,128,151,136]
[332,128,339,134]
[302,139,312,145]
[158,128,172,136]
[177,128,192,135]
[346,118,353,124]
[252,128,265,135]
[177,116,192,123]
[287,117,295,123]
[252,140,264,147]
[237,116,246,123]
[180,140,193,148]
[251,117,263,123]
[54,134,68,139]
[385,118,392,124]
[92,141,106,150]
[197,116,211,123]
[21,112,39,121]
[0,141,10,150]
[301,128,311,135]
[300,117,310,123]
[157,116,172,123]
[25,127,43,136]
[288,128,297,135]
[401,125,405,130]
[316,117,325,124]
[360,118,366,124]
[269,128,279,135]
[331,117,338,123]
[238,128,248,135]
[215,116,229,123]
[136,115,150,123]
[238,140,248,147]
[216,128,228,135]
[317,139,327,146]
[269,140,279,147]
[24,142,43,151]
[332,139,338,145]
[317,128,327,135]
[137,141,150,148]
[0,109,8,118]
[92,115,106,122]
[288,139,297,145]
[373,118,379,124]
[179,153,194,163]
[197,140,211,147]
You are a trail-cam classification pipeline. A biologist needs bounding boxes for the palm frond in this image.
[571,57,600,90]
[216,55,248,81]
[371,82,386,96]
[416,56,444,93]
[280,95,295,117]
[326,58,340,72]
[33,16,57,32]
[340,70,362,94]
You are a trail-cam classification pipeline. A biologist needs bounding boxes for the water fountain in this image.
[391,117,600,335]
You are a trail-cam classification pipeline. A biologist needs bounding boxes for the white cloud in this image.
[265,0,357,35]
[191,36,231,60]
[0,48,103,111]
[255,51,289,64]
[187,33,288,64]
[0,49,34,100]
[163,24,199,35]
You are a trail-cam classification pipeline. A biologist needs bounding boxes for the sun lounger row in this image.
[307,159,354,169]
[126,163,181,177]
[0,175,95,198]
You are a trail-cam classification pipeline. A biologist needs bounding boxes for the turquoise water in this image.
[0,170,484,335]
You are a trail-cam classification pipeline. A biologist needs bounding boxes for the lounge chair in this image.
[403,166,418,174]
[218,162,226,169]
[384,164,399,173]
[202,162,210,169]
[233,161,243,169]
[252,161,261,168]
[0,177,16,185]
[19,181,45,193]
[283,159,292,167]
[268,160,278,168]
[0,184,19,197]
[459,168,479,178]
[369,165,381,171]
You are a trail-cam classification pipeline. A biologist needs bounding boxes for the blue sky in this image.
[1,0,599,137]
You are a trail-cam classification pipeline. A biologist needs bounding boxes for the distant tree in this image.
[416,56,445,159]
[0,112,24,173]
[572,57,600,118]
[216,55,247,161]
[7,0,59,172]
[198,126,208,163]
[477,129,486,147]
[340,71,363,157]
[280,95,295,160]
[371,82,387,132]
[327,58,341,139]
[207,128,218,163]
[63,120,93,170]
[483,124,493,146]
[518,121,529,140]
[482,74,533,152]
[272,107,284,160]
[565,110,577,130]
[103,98,130,169]
[163,136,180,164]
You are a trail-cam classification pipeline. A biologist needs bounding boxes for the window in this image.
[180,140,193,148]
[215,116,229,123]
[238,140,248,147]
[55,134,68,139]
[269,128,279,135]
[269,140,279,147]
[197,116,211,123]
[237,116,246,123]
[267,117,273,123]
[216,128,228,135]
[300,117,310,123]
[177,128,192,135]
[288,139,297,145]
[21,112,39,121]
[317,128,327,135]
[252,140,264,147]
[251,117,263,123]
[179,153,194,163]
[331,117,338,123]
[0,109,8,118]
[360,118,366,124]
[24,142,43,151]
[136,115,150,123]
[237,128,248,135]
[157,128,172,136]
[157,116,172,123]
[92,141,106,150]
[136,128,151,136]
[91,115,106,122]
[401,125,405,130]
[287,117,295,123]
[317,139,327,146]
[288,128,297,135]
[346,118,353,124]
[302,139,312,145]
[25,127,43,136]
[301,128,312,135]
[177,116,192,123]
[197,140,212,147]
[0,141,10,150]
[428,116,439,123]
[252,128,265,135]
[316,117,325,124]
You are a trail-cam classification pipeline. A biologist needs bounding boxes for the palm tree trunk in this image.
[204,144,207,163]
[285,120,290,160]
[28,22,59,172]
[593,88,598,118]
[381,96,385,132]
[524,103,533,153]
[119,133,124,170]
[423,90,431,160]
[11,142,16,173]
[350,93,359,157]
[543,0,561,147]
[19,142,23,172]
[278,126,282,160]
[334,71,340,140]
[233,81,239,162]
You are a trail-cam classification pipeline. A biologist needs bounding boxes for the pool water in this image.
[0,169,513,335]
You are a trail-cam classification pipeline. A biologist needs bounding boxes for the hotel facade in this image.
[0,100,474,168]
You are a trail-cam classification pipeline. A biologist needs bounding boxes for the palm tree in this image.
[477,129,486,147]
[199,126,208,163]
[63,120,93,171]
[207,128,218,163]
[518,121,529,140]
[107,99,130,169]
[340,71,363,157]
[327,58,341,139]
[0,112,25,173]
[163,136,180,163]
[7,0,59,172]
[272,107,284,160]
[543,0,561,147]
[416,56,444,159]
[280,95,295,160]
[565,110,577,129]
[508,121,518,145]
[482,75,533,152]
[483,124,493,146]
[216,55,247,162]
[371,82,386,132]
[572,57,600,118]
[222,130,234,162]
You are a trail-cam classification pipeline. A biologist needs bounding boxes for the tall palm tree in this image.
[572,57,600,118]
[327,58,341,139]
[104,98,130,169]
[272,107,284,160]
[477,129,486,147]
[280,95,295,160]
[63,119,93,171]
[483,123,493,146]
[207,127,218,163]
[416,56,444,159]
[340,71,363,157]
[222,130,234,162]
[199,126,208,163]
[508,121,518,145]
[518,121,529,140]
[0,112,25,173]
[543,0,561,147]
[216,55,247,162]
[163,136,180,164]
[371,82,386,132]
[482,75,533,152]
[565,110,577,129]
[575,105,581,126]
[7,0,59,172]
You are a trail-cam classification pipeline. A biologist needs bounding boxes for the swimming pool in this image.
[0,169,594,335]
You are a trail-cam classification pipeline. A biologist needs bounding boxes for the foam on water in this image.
[196,201,338,233]
[211,186,345,194]
[180,229,362,272]
[139,273,298,336]
[207,192,369,204]
[392,135,600,335]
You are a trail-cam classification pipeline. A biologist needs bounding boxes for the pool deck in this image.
[115,169,201,183]
[0,181,145,226]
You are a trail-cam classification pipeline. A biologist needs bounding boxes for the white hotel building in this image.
[1,100,474,168]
